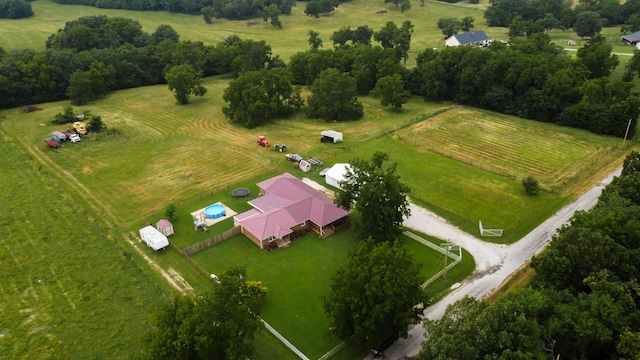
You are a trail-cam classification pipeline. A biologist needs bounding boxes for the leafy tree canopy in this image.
[223,68,303,128]
[371,74,411,109]
[574,10,603,38]
[322,239,428,349]
[143,266,267,360]
[164,63,207,104]
[305,67,363,121]
[334,152,411,243]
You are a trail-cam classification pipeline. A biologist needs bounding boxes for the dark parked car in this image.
[370,334,399,356]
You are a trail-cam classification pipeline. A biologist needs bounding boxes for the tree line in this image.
[0,0,33,18]
[0,16,277,107]
[410,34,639,137]
[48,0,354,19]
[485,0,640,37]
[3,15,638,137]
[420,151,640,360]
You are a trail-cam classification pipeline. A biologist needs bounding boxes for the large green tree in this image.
[305,67,363,121]
[143,266,267,360]
[574,10,603,38]
[223,68,303,128]
[371,74,411,109]
[164,63,207,104]
[374,20,414,63]
[322,239,428,349]
[577,35,619,79]
[334,152,411,243]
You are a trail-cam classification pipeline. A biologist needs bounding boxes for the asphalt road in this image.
[368,167,622,360]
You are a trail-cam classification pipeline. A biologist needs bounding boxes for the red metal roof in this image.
[236,173,350,241]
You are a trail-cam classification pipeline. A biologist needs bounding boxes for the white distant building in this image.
[325,163,352,190]
[445,30,490,47]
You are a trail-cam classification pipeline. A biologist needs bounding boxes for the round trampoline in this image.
[204,204,226,219]
[232,188,250,197]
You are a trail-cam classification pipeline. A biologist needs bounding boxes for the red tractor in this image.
[257,135,270,147]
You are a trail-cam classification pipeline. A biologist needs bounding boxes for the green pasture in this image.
[326,115,628,244]
[1,0,491,63]
[0,138,164,359]
[1,0,638,358]
[189,228,473,359]
[0,77,450,223]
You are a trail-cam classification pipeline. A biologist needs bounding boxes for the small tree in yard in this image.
[522,176,540,196]
[164,202,177,221]
[334,151,411,243]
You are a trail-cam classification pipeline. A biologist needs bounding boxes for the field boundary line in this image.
[261,319,310,360]
[404,231,461,287]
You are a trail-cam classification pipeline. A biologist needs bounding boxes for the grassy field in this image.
[0,138,165,359]
[1,0,638,359]
[1,0,489,63]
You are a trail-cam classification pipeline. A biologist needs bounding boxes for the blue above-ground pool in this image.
[204,204,226,219]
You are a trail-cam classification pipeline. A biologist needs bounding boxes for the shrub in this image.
[522,176,540,196]
[164,202,178,221]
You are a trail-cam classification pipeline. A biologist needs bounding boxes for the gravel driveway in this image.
[369,167,622,360]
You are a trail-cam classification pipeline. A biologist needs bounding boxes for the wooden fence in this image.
[182,226,241,256]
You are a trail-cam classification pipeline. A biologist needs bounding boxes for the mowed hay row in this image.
[93,142,269,222]
[397,107,619,191]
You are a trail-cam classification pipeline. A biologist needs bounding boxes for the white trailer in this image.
[320,130,343,143]
[139,225,170,251]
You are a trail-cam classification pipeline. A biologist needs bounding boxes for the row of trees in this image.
[421,151,640,359]
[49,0,352,18]
[0,16,278,108]
[484,0,639,29]
[322,152,428,350]
[0,0,33,18]
[222,21,414,127]
[409,34,639,137]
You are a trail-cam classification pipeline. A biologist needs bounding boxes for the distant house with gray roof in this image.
[622,31,640,45]
[445,30,490,47]
[234,173,351,250]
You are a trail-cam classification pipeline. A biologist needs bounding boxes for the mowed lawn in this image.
[325,107,628,243]
[0,139,164,359]
[190,229,472,359]
[0,77,449,223]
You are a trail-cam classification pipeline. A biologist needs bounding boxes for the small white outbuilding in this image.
[139,225,170,251]
[320,130,343,143]
[325,163,352,190]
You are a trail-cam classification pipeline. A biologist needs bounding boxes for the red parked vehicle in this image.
[44,137,59,148]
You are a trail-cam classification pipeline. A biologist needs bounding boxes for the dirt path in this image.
[368,167,622,360]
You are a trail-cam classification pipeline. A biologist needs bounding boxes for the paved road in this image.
[370,167,622,360]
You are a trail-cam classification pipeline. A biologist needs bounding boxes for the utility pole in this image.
[441,240,452,281]
[623,118,632,148]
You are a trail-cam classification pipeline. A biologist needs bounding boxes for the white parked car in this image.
[69,134,81,143]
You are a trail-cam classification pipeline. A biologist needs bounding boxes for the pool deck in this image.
[190,202,237,227]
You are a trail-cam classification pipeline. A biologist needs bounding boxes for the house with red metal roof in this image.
[234,173,351,250]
